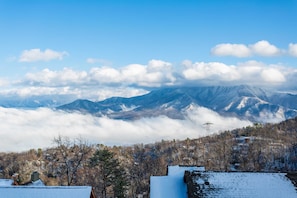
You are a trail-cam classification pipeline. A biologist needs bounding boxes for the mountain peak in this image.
[57,85,297,123]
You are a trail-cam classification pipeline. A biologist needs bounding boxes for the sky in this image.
[0,0,297,151]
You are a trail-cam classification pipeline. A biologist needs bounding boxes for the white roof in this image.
[150,165,204,198]
[26,179,45,186]
[151,166,297,198]
[168,165,205,177]
[196,172,297,198]
[0,178,45,187]
[0,186,92,198]
[0,179,13,186]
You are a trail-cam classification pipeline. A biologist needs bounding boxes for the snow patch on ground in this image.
[236,97,248,109]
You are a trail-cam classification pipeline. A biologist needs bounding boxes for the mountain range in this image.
[0,94,74,109]
[57,85,297,123]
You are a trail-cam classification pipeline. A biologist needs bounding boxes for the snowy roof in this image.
[193,172,297,198]
[168,165,205,177]
[0,186,93,198]
[150,165,204,198]
[150,165,297,198]
[26,179,45,186]
[0,179,13,186]
[0,178,45,187]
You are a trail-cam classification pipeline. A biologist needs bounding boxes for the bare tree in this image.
[52,135,91,186]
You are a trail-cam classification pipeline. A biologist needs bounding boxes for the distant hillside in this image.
[0,94,74,108]
[57,85,297,123]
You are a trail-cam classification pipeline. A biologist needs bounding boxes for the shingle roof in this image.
[150,166,297,198]
[191,172,297,198]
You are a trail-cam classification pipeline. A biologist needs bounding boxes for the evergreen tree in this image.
[113,166,129,198]
[90,148,128,198]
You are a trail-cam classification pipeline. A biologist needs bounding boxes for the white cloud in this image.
[2,59,294,101]
[249,40,281,56]
[89,67,121,83]
[117,62,175,87]
[211,40,283,57]
[21,60,176,88]
[211,43,251,57]
[19,49,68,62]
[0,85,149,103]
[182,61,240,81]
[0,106,251,152]
[261,68,286,83]
[288,43,297,57]
[182,60,289,86]
[147,59,172,71]
[25,68,88,85]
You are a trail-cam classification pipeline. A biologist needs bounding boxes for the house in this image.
[150,165,205,198]
[0,172,96,198]
[0,179,13,186]
[0,186,96,198]
[0,172,45,187]
[185,171,297,198]
[150,165,297,198]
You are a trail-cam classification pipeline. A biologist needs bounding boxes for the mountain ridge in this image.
[57,85,297,123]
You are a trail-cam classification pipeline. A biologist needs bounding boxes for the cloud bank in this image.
[0,59,295,102]
[211,40,289,57]
[0,106,251,152]
[5,40,296,101]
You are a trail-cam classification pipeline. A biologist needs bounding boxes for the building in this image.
[150,165,205,198]
[0,186,96,198]
[150,165,297,198]
[0,171,96,198]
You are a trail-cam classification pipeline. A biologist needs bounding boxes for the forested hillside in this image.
[1,117,297,197]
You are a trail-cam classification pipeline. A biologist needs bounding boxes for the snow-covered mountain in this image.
[0,94,75,108]
[57,85,297,123]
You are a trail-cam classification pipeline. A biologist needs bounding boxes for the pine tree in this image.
[113,166,129,198]
[90,148,128,198]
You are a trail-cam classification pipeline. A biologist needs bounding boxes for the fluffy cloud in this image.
[19,49,68,62]
[249,40,281,56]
[25,68,88,86]
[89,67,121,83]
[182,60,288,85]
[211,40,283,57]
[182,61,240,81]
[0,85,148,102]
[5,59,296,100]
[288,43,297,57]
[211,44,251,57]
[261,68,286,83]
[0,106,251,152]
[119,60,175,86]
[22,59,175,87]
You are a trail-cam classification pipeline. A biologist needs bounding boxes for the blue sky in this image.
[0,0,297,99]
